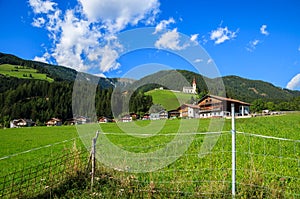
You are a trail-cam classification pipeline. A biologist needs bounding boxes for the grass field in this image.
[0,125,81,176]
[0,64,54,82]
[145,89,197,110]
[0,113,299,198]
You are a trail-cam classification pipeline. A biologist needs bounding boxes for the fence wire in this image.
[0,131,299,198]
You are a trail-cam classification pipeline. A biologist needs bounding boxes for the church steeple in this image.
[192,77,197,94]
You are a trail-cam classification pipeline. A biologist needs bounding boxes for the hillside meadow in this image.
[145,89,197,110]
[0,64,54,82]
[0,113,299,198]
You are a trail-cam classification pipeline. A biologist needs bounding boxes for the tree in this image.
[251,99,265,113]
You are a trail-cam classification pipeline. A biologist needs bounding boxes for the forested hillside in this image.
[134,69,300,112]
[1,52,300,128]
[0,52,152,127]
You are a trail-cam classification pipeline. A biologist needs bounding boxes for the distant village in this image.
[10,78,255,128]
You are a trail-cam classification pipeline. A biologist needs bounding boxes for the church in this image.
[182,77,197,94]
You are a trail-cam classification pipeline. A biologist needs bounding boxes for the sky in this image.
[0,0,300,90]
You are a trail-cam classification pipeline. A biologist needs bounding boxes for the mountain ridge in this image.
[1,52,299,104]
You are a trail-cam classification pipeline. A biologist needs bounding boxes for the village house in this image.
[177,104,200,118]
[98,117,114,123]
[150,113,160,120]
[159,110,168,119]
[142,113,150,120]
[176,95,250,119]
[46,118,62,126]
[150,110,168,120]
[10,119,35,128]
[120,115,132,122]
[98,117,108,123]
[198,95,250,118]
[74,116,90,125]
[168,110,180,118]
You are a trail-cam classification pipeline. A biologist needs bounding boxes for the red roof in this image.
[178,103,200,110]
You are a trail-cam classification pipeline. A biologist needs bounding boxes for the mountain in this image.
[222,75,300,103]
[0,52,114,89]
[0,52,300,127]
[1,51,300,104]
[132,69,300,103]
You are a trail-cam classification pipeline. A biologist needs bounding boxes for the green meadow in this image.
[0,113,299,198]
[0,64,54,82]
[145,89,197,110]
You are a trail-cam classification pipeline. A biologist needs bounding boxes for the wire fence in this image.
[88,130,299,198]
[0,138,89,199]
[0,129,299,198]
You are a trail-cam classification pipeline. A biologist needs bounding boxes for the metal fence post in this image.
[231,103,236,198]
[91,131,99,192]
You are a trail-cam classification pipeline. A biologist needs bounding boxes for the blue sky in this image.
[0,0,300,90]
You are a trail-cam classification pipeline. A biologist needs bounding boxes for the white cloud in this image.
[93,73,107,78]
[207,58,213,64]
[98,44,122,72]
[210,26,238,44]
[154,18,175,34]
[33,52,51,63]
[28,0,57,14]
[79,0,160,33]
[194,58,203,63]
[191,34,199,42]
[29,0,160,73]
[298,46,300,52]
[155,28,187,50]
[31,17,46,27]
[33,55,48,63]
[260,24,269,36]
[246,39,260,52]
[286,74,300,90]
[200,35,208,45]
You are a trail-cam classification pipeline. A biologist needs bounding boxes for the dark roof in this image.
[199,94,250,106]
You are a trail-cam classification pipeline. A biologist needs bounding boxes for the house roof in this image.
[199,94,250,106]
[178,103,200,110]
[48,118,62,121]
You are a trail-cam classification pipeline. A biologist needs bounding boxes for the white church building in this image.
[183,77,197,94]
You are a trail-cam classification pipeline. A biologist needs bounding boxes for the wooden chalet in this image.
[177,104,200,118]
[46,118,62,126]
[142,113,150,120]
[198,95,250,118]
[168,110,180,118]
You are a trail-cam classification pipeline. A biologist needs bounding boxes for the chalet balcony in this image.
[199,104,222,112]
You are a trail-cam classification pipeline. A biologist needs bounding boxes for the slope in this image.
[0,64,54,82]
[145,89,196,111]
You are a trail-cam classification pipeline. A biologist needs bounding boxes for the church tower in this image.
[192,77,197,94]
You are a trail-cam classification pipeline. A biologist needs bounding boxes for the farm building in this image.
[120,115,132,122]
[168,110,180,118]
[150,110,168,120]
[176,95,250,118]
[177,104,200,118]
[46,118,62,126]
[10,119,35,128]
[74,116,90,125]
[197,95,250,118]
[142,114,150,120]
[98,117,114,123]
